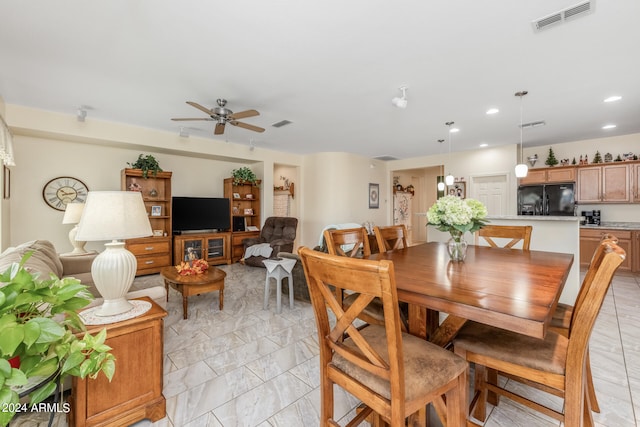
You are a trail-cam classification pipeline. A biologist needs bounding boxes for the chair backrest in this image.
[374,225,408,252]
[572,233,618,332]
[298,246,406,404]
[475,225,532,250]
[261,217,298,243]
[324,227,371,258]
[565,240,625,400]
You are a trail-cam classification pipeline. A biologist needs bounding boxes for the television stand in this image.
[173,232,231,266]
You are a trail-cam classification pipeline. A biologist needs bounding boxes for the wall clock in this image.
[42,176,89,211]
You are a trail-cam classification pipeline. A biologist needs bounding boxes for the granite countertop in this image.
[580,222,640,230]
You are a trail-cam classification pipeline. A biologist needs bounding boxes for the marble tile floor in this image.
[12,264,640,427]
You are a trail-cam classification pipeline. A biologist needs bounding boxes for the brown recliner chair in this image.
[242,217,298,267]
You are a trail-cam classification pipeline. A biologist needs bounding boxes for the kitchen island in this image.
[427,215,581,304]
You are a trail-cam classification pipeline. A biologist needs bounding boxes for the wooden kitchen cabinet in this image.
[576,164,630,203]
[633,163,640,202]
[70,298,166,427]
[580,228,633,271]
[519,166,575,185]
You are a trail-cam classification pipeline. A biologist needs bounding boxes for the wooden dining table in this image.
[368,241,574,347]
[365,242,574,427]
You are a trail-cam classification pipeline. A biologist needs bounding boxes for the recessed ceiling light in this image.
[486,108,499,115]
[602,124,616,130]
[479,143,488,148]
[604,96,622,103]
[449,128,460,133]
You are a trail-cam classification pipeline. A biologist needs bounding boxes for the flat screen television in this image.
[172,197,230,234]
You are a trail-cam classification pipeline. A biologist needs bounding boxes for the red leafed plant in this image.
[175,259,209,276]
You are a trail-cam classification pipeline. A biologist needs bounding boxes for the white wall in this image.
[301,153,388,249]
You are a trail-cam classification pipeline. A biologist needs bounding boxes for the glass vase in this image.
[447,230,468,262]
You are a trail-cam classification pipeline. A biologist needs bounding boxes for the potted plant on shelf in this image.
[231,167,259,186]
[127,154,163,178]
[0,253,115,426]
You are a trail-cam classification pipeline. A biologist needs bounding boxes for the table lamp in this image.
[75,191,152,316]
[62,202,87,255]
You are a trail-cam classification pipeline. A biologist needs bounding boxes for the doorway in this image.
[469,173,509,216]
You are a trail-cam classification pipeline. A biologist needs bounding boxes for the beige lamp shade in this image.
[76,191,152,241]
[75,191,152,317]
[62,202,84,224]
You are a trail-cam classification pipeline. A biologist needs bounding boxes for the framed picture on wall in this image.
[446,182,466,199]
[369,183,379,209]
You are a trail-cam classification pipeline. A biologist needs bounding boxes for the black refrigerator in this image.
[518,183,576,216]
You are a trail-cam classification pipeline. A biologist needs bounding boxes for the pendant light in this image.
[514,91,529,178]
[437,139,446,191]
[445,121,455,186]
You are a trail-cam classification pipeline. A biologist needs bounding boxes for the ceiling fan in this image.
[171,99,265,135]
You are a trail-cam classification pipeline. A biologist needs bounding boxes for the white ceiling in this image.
[1,0,639,159]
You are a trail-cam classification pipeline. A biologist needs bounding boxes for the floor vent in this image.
[532,1,594,32]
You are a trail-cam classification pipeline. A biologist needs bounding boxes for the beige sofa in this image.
[0,240,166,309]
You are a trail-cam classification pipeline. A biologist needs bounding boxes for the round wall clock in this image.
[42,176,89,211]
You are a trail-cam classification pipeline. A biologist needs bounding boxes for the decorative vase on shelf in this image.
[447,230,468,262]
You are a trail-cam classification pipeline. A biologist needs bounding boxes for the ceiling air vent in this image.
[532,1,594,32]
[272,120,292,128]
[373,155,398,161]
[520,120,546,129]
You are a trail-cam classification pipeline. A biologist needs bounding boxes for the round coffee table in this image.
[160,266,226,319]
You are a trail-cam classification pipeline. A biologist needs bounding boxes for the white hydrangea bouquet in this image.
[427,195,489,240]
[427,195,488,261]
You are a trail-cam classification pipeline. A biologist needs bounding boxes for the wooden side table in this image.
[160,266,226,319]
[69,297,166,427]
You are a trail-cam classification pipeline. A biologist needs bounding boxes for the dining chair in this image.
[474,225,532,250]
[298,247,469,426]
[452,239,626,426]
[324,228,407,331]
[549,232,619,413]
[323,227,371,258]
[374,224,409,252]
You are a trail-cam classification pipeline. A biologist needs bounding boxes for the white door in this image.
[470,174,509,216]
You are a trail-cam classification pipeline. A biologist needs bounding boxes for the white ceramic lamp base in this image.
[66,224,88,255]
[91,241,137,317]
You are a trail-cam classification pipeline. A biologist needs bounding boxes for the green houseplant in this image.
[0,253,115,427]
[127,154,162,178]
[231,167,258,186]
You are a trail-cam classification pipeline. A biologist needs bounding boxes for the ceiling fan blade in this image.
[171,118,212,121]
[214,122,226,135]
[229,109,259,120]
[229,121,265,133]
[186,101,214,116]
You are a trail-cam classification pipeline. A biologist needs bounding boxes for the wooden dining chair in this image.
[374,225,409,252]
[452,240,625,426]
[549,233,619,413]
[475,225,532,250]
[298,247,468,426]
[323,227,371,258]
[324,228,408,331]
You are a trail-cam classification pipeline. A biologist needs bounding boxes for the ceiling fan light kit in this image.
[171,99,265,135]
[391,86,408,108]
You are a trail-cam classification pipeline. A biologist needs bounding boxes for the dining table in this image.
[365,241,574,427]
[368,241,574,346]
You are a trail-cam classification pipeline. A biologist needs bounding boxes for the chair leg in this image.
[486,368,499,406]
[585,351,600,413]
[472,364,488,422]
[445,367,468,427]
